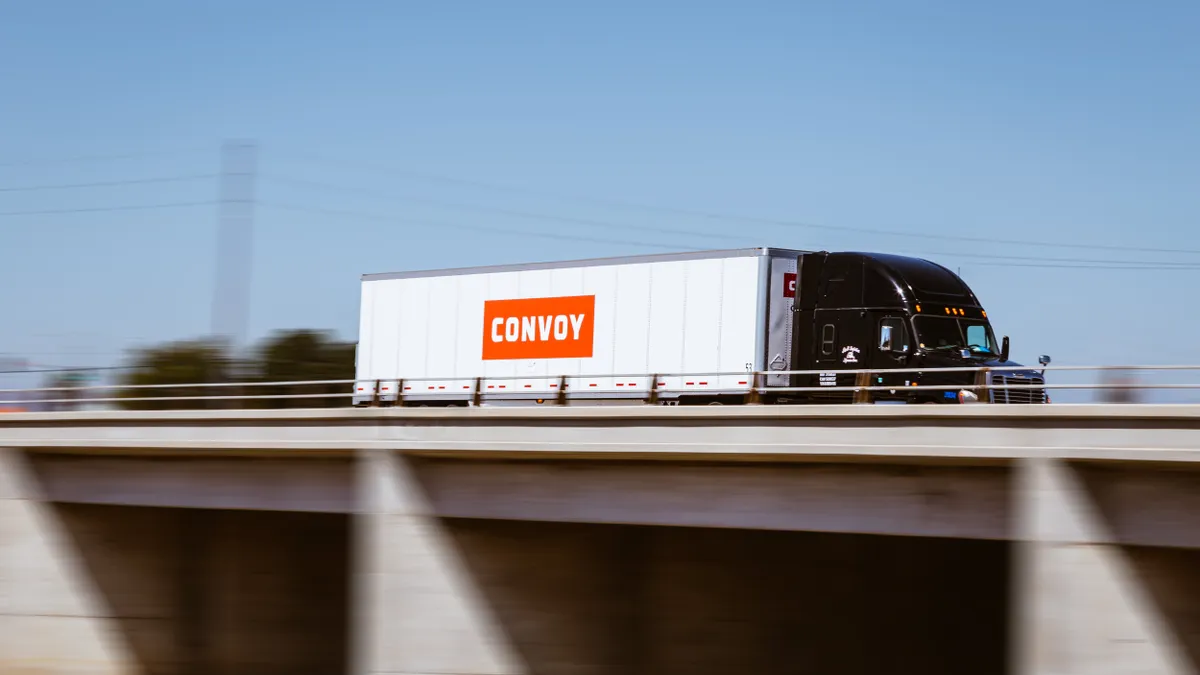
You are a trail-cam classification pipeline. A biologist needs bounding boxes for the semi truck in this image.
[353,247,1049,406]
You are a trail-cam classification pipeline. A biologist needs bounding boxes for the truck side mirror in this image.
[1039,354,1051,366]
[1000,336,1010,363]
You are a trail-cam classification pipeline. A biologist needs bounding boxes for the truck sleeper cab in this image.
[788,251,1048,404]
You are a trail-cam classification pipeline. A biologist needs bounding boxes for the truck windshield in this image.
[914,317,997,354]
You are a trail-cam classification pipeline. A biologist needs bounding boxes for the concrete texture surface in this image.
[408,457,1011,539]
[1,403,1199,675]
[0,448,135,674]
[354,450,520,675]
[4,405,1200,464]
[1011,458,1197,675]
[26,455,355,514]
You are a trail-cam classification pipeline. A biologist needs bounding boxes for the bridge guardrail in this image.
[0,364,1196,409]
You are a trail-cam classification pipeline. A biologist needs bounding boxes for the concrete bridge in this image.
[1,405,1198,675]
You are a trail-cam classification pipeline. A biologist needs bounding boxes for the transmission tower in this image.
[210,140,258,348]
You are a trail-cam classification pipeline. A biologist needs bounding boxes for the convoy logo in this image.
[783,273,797,298]
[482,295,596,361]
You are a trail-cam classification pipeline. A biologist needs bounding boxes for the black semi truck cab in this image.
[789,251,1050,404]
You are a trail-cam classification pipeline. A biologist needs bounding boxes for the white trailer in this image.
[353,248,804,405]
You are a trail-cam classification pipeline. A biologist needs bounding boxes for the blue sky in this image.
[2,1,1198,385]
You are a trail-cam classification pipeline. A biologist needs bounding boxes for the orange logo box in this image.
[482,295,595,361]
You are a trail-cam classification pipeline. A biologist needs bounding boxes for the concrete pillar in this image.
[353,449,522,675]
[1011,457,1195,675]
[0,448,136,674]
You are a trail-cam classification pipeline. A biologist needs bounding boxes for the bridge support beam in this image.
[1011,457,1196,675]
[353,449,521,675]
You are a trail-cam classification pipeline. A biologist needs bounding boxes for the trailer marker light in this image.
[738,381,747,385]
[915,305,922,313]
[944,307,950,314]
[982,310,987,318]
[525,384,532,388]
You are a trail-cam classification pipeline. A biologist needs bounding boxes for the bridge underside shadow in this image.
[441,518,1010,675]
[52,502,351,675]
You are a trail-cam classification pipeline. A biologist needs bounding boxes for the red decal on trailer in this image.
[783,273,797,298]
[482,295,596,360]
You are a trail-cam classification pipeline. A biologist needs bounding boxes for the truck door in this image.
[814,309,870,382]
[870,313,911,369]
[870,312,913,392]
[810,254,867,393]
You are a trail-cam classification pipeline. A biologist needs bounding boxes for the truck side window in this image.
[821,324,836,355]
[879,317,908,353]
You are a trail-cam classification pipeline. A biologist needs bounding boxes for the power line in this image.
[0,147,210,168]
[968,261,1200,271]
[261,202,697,251]
[273,151,1197,257]
[0,364,137,376]
[0,173,218,193]
[0,201,217,216]
[888,249,1200,269]
[263,201,1200,272]
[262,174,749,244]
[262,174,1200,269]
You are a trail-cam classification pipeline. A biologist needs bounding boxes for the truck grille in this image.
[991,375,1047,404]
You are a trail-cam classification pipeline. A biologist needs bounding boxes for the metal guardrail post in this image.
[745,372,762,405]
[853,371,872,404]
[556,375,568,406]
[648,375,660,405]
[472,377,483,407]
[973,368,992,403]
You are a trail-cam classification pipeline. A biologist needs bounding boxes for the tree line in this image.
[44,330,356,410]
